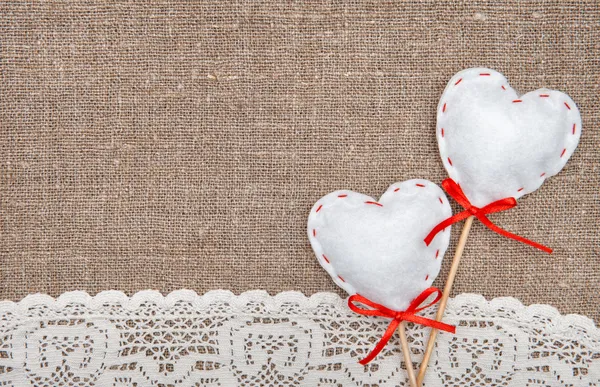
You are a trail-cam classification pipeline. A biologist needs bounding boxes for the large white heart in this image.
[307,179,452,311]
[437,68,582,208]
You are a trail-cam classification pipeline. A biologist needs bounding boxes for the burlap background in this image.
[1,1,598,322]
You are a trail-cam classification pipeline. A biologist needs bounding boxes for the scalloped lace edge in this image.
[1,289,596,332]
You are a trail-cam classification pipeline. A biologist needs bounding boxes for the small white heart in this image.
[307,179,452,311]
[438,68,581,207]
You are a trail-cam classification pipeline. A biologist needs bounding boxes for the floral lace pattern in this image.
[0,290,597,386]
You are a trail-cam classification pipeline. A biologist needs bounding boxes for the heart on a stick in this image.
[307,179,452,311]
[437,68,582,208]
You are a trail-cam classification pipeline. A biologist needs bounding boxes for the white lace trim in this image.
[0,290,597,386]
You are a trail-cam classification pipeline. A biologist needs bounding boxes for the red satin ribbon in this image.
[424,178,552,253]
[348,287,455,365]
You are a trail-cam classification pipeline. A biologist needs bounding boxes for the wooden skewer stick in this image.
[416,215,474,386]
[398,321,417,387]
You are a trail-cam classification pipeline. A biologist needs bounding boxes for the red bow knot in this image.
[424,178,552,254]
[466,204,480,216]
[348,287,455,365]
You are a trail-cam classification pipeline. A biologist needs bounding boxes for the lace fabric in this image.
[0,290,597,386]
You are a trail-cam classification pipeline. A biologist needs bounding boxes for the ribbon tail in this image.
[405,315,456,334]
[424,211,471,246]
[358,318,401,365]
[478,216,553,254]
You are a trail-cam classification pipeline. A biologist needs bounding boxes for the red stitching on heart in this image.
[312,189,442,300]
[480,73,490,76]
[416,183,426,187]
[439,71,575,193]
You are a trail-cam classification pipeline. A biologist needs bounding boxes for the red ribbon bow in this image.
[424,178,552,254]
[348,287,455,365]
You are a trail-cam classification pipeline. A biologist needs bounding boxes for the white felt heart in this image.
[307,179,452,311]
[437,68,582,208]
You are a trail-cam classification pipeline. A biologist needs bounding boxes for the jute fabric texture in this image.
[1,1,598,322]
